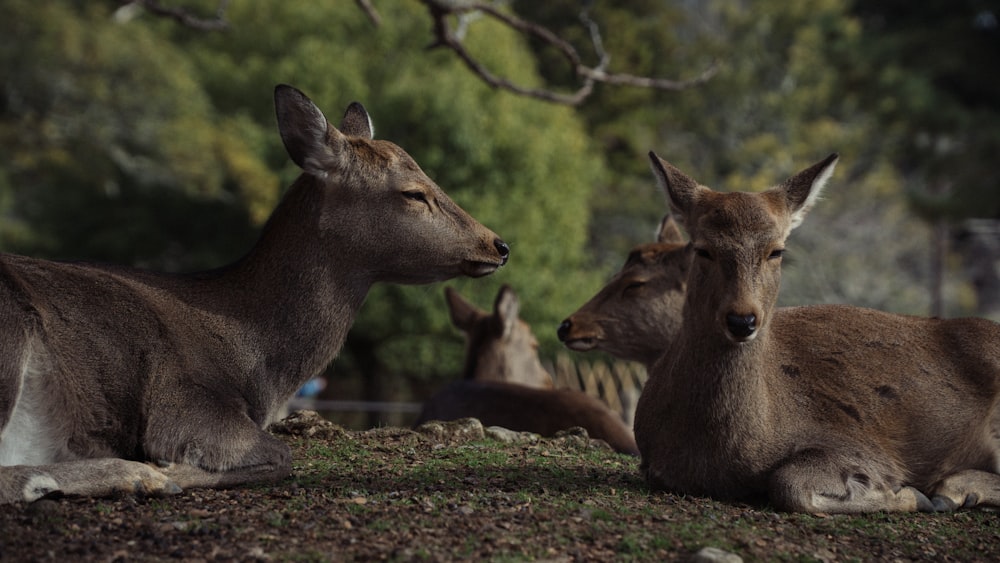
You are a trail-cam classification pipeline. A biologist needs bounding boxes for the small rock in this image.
[484,426,540,444]
[415,418,485,443]
[690,546,743,563]
[268,410,346,440]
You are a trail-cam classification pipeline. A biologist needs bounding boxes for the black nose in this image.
[494,239,510,265]
[726,313,757,338]
[557,319,571,341]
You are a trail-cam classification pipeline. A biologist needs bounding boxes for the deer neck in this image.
[671,300,776,418]
[214,175,373,392]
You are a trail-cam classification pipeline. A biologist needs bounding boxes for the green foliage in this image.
[0,0,270,268]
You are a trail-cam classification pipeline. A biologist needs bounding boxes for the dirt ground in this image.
[1,413,998,562]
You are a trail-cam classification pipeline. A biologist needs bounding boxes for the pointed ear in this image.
[649,152,703,225]
[339,102,374,139]
[776,153,839,230]
[445,286,482,333]
[274,84,344,175]
[493,284,520,340]
[656,215,685,244]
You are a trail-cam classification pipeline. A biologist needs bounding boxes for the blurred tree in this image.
[0,0,274,269]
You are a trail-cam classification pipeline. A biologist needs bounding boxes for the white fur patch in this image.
[0,351,64,466]
[22,473,59,502]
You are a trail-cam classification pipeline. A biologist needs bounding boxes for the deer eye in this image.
[402,191,429,205]
[768,248,785,260]
[694,247,713,260]
[623,281,646,295]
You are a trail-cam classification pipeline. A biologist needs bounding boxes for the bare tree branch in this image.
[419,0,717,106]
[355,0,382,27]
[123,0,231,31]
[125,0,716,105]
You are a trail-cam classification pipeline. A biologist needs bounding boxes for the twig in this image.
[125,0,230,31]
[420,0,717,105]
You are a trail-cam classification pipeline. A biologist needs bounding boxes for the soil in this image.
[1,412,998,562]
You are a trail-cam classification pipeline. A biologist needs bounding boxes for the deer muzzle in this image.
[725,312,757,342]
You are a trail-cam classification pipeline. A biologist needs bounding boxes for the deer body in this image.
[634,152,1000,513]
[0,85,508,503]
[416,286,639,455]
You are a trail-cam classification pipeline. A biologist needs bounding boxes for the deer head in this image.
[558,216,691,367]
[445,285,553,388]
[274,84,509,284]
[649,152,838,344]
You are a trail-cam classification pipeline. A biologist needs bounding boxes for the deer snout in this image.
[494,238,510,266]
[557,319,572,341]
[557,318,600,351]
[725,313,757,341]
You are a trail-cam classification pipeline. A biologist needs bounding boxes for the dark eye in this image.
[694,247,713,260]
[623,281,645,295]
[769,249,785,260]
[403,191,428,204]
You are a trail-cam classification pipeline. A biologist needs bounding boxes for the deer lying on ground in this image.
[0,84,508,504]
[415,285,639,455]
[558,216,689,369]
[634,151,1000,513]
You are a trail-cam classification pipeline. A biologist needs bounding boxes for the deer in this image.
[558,215,690,369]
[634,151,1000,513]
[0,84,509,505]
[415,285,640,456]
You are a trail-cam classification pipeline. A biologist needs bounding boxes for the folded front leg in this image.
[768,448,933,513]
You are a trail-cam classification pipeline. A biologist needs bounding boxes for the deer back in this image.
[415,380,639,456]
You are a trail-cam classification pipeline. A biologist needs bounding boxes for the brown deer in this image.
[0,84,509,504]
[416,285,639,455]
[558,216,690,369]
[445,285,554,389]
[634,151,1000,513]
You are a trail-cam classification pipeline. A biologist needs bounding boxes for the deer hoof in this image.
[931,494,958,512]
[23,475,60,503]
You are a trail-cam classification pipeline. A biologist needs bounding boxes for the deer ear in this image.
[493,285,520,340]
[274,84,344,175]
[649,152,703,227]
[339,102,374,139]
[445,287,482,333]
[656,215,685,244]
[777,153,839,230]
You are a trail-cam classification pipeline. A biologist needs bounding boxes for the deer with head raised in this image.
[634,151,1000,513]
[416,285,639,456]
[558,216,690,369]
[0,84,508,504]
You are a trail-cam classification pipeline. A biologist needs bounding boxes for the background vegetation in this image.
[1,0,997,425]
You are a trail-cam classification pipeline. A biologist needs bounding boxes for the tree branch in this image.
[419,0,717,106]
[123,0,231,31]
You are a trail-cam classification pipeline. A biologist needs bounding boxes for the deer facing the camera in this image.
[634,152,1000,513]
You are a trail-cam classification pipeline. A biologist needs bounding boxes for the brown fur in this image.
[416,286,639,456]
[634,152,1000,513]
[0,84,508,504]
[558,216,690,368]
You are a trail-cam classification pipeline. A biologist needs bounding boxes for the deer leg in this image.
[929,470,1000,511]
[768,449,934,513]
[144,390,292,492]
[0,458,182,504]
